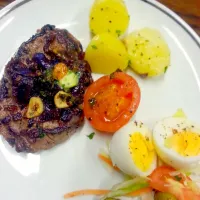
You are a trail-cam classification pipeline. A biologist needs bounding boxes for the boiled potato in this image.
[85,33,129,74]
[89,0,129,37]
[123,28,170,77]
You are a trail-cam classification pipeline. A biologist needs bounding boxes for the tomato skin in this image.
[84,72,141,133]
[149,166,200,200]
[149,166,175,193]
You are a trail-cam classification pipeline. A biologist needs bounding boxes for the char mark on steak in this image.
[0,25,93,153]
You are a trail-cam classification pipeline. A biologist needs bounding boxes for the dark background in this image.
[0,0,200,36]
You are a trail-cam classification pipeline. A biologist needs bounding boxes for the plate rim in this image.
[0,0,199,49]
[0,0,199,198]
[142,0,200,49]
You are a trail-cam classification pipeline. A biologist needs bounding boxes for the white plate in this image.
[0,0,200,199]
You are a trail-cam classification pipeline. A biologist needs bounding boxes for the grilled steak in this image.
[0,25,93,152]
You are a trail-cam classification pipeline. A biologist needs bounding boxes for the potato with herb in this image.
[85,33,128,74]
[123,28,170,77]
[89,0,129,37]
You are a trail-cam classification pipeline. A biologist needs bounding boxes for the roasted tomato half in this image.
[84,71,141,133]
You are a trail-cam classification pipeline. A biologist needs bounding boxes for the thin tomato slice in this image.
[84,72,141,133]
[149,166,200,200]
[149,166,177,193]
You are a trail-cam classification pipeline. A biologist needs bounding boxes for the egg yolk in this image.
[165,131,200,156]
[129,132,155,172]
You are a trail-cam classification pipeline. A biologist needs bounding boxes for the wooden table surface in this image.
[0,0,200,36]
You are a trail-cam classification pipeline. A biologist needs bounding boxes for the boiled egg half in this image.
[153,117,200,170]
[110,121,157,177]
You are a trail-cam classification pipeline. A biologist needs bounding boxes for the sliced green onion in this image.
[101,177,149,199]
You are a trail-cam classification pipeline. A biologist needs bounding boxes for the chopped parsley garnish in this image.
[44,68,54,82]
[88,98,96,108]
[91,45,98,50]
[164,66,168,73]
[39,132,46,138]
[116,30,121,36]
[174,175,182,182]
[37,125,46,138]
[128,60,131,66]
[54,80,59,84]
[45,69,51,76]
[51,80,58,88]
[40,91,47,97]
[87,132,95,140]
[76,71,81,79]
[45,69,52,78]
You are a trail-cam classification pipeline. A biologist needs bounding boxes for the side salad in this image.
[64,110,200,200]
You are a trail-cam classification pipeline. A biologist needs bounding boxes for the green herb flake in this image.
[164,66,168,73]
[87,132,95,140]
[44,68,54,82]
[76,71,81,79]
[45,69,51,76]
[45,69,52,77]
[40,91,47,97]
[91,45,97,50]
[37,125,46,138]
[128,60,132,67]
[39,132,46,138]
[54,80,59,84]
[116,30,121,37]
[174,175,182,182]
[51,80,58,88]
[88,98,96,108]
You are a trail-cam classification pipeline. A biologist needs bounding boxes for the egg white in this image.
[153,117,200,170]
[110,121,157,177]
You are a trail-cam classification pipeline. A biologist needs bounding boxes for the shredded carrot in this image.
[64,187,152,199]
[127,187,152,197]
[98,154,120,171]
[64,155,152,199]
[64,189,109,198]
